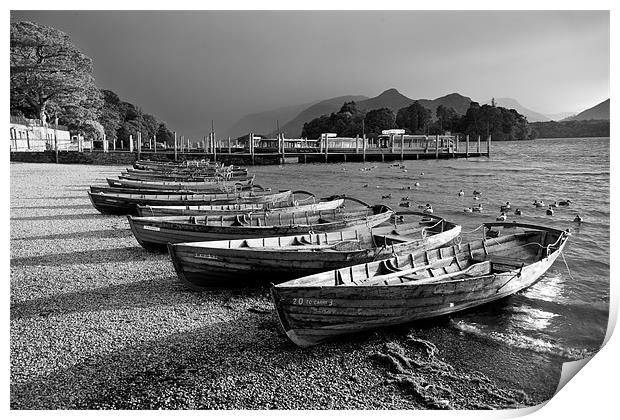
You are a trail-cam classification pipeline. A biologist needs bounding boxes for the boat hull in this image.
[136,198,344,217]
[271,224,568,347]
[128,208,393,251]
[88,190,292,215]
[168,221,460,290]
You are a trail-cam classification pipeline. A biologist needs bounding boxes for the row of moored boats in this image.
[88,159,570,347]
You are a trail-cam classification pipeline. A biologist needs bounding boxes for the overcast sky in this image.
[11,10,609,139]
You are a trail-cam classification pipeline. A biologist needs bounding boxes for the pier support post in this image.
[362,134,367,162]
[173,132,177,161]
[400,133,404,161]
[154,135,157,153]
[390,134,395,153]
[103,133,108,153]
[435,135,439,159]
[129,134,134,153]
[425,135,429,153]
[355,135,359,154]
[324,134,329,163]
[228,136,232,154]
[249,132,255,165]
[213,135,217,163]
[137,132,142,160]
[455,135,459,153]
[477,135,481,154]
[281,134,286,164]
[487,135,491,158]
[466,135,469,157]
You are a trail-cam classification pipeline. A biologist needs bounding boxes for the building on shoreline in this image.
[9,116,92,152]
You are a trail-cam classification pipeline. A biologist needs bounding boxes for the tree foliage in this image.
[301,101,365,139]
[10,21,101,129]
[395,102,431,134]
[528,120,609,139]
[363,108,395,138]
[456,102,531,140]
[156,122,175,146]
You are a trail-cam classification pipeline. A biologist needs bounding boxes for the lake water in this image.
[247,137,610,393]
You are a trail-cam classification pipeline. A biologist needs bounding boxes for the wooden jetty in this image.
[11,129,491,166]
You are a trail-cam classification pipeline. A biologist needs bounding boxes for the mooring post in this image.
[54,118,59,164]
[103,133,108,153]
[400,133,405,160]
[250,132,255,165]
[281,134,286,164]
[129,134,134,153]
[362,134,367,162]
[324,134,329,163]
[355,135,359,154]
[425,135,429,153]
[435,135,439,159]
[173,131,178,161]
[477,135,481,154]
[137,132,142,161]
[466,135,469,157]
[455,134,459,153]
[487,135,491,158]
[228,136,232,154]
[213,135,217,163]
[154,136,157,153]
[319,134,324,154]
[113,137,116,151]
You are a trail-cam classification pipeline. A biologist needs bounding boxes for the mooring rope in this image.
[560,250,576,282]
[461,224,486,235]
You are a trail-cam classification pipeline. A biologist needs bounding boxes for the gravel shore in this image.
[10,162,555,410]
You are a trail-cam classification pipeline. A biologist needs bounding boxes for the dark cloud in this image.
[11,10,609,139]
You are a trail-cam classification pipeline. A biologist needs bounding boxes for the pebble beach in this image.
[10,162,570,410]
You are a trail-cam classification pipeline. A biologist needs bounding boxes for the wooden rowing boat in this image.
[106,176,255,192]
[133,160,227,171]
[128,205,394,251]
[88,189,293,215]
[168,212,460,289]
[136,197,344,217]
[90,185,198,195]
[118,172,254,182]
[271,222,569,347]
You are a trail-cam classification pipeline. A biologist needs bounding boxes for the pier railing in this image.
[10,130,491,165]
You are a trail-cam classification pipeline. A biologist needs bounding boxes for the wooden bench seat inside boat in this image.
[373,233,416,245]
[473,254,532,271]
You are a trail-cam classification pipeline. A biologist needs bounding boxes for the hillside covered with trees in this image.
[529,120,610,139]
[10,21,174,147]
[301,100,532,141]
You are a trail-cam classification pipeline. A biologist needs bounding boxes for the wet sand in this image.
[10,162,560,409]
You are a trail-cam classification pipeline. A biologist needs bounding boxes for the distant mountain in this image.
[483,98,550,122]
[544,112,577,121]
[278,94,369,138]
[563,99,610,121]
[417,92,474,117]
[281,89,474,137]
[355,88,414,112]
[223,100,320,138]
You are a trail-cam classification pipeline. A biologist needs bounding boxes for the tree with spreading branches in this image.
[10,21,101,128]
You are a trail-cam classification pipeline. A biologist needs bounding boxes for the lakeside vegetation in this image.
[10,21,174,147]
[301,100,532,141]
[528,120,610,139]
